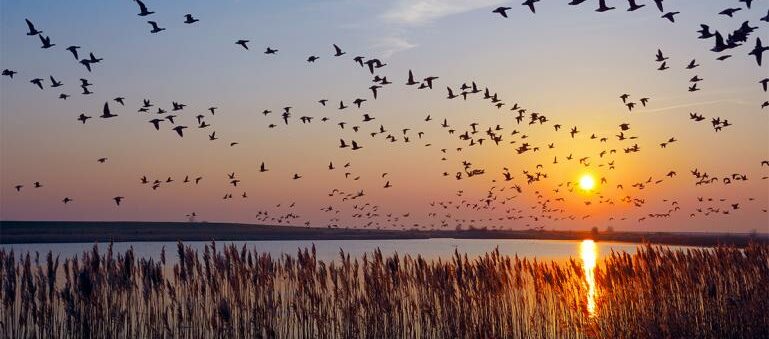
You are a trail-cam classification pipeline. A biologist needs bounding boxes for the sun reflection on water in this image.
[580,239,598,317]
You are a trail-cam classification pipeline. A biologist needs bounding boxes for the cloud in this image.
[381,0,506,25]
[640,99,750,113]
[371,35,418,57]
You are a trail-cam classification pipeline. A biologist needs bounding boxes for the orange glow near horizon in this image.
[580,239,598,317]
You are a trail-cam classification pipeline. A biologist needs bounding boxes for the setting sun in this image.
[579,174,596,191]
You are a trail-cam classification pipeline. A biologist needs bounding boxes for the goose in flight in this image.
[522,0,539,13]
[38,34,55,48]
[147,21,165,33]
[406,70,419,86]
[30,78,44,90]
[100,102,118,118]
[172,125,188,137]
[661,12,679,23]
[492,7,512,18]
[627,0,644,11]
[596,0,615,12]
[25,19,42,35]
[66,46,81,60]
[748,38,768,66]
[77,113,92,124]
[135,0,154,16]
[236,40,249,50]
[183,14,199,24]
[333,44,345,56]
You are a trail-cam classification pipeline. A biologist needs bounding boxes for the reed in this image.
[0,242,767,338]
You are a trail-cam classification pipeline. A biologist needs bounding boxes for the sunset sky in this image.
[1,0,767,232]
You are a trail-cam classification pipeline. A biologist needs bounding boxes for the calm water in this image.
[0,238,675,263]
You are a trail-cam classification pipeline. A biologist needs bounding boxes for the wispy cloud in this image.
[640,99,750,113]
[381,0,505,25]
[371,35,418,57]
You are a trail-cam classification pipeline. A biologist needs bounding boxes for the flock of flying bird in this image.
[3,0,768,230]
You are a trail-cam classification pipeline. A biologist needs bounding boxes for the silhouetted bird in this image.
[748,38,768,66]
[719,8,741,17]
[596,0,615,12]
[183,14,199,24]
[236,40,249,50]
[38,34,54,48]
[25,19,42,36]
[661,12,679,23]
[172,125,188,137]
[66,46,80,60]
[697,25,714,39]
[627,0,644,11]
[2,69,16,78]
[147,21,165,33]
[77,113,91,124]
[492,7,512,18]
[30,78,44,89]
[333,44,345,56]
[522,0,540,13]
[135,0,154,16]
[100,102,117,118]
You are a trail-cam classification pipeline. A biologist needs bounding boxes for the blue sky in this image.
[1,0,767,232]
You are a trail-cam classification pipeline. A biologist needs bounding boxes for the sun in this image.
[579,174,596,191]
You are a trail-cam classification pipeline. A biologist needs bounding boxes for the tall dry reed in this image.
[0,242,767,338]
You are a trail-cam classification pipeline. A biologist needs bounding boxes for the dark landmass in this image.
[1,220,767,247]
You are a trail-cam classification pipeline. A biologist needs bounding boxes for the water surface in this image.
[1,238,676,263]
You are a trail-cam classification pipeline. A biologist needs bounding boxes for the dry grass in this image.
[1,242,767,338]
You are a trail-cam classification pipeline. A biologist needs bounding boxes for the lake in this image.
[0,238,680,263]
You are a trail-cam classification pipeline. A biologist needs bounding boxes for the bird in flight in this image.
[30,78,44,90]
[522,0,539,14]
[492,7,512,18]
[38,34,55,48]
[627,0,644,11]
[596,0,615,12]
[25,19,42,36]
[113,196,124,206]
[100,102,118,118]
[77,113,91,124]
[333,44,345,56]
[172,125,188,137]
[661,12,679,23]
[183,14,199,24]
[135,0,154,16]
[66,46,81,60]
[748,38,768,66]
[147,21,165,33]
[236,40,249,50]
[719,8,741,17]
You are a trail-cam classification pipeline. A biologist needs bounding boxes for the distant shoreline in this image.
[0,220,766,247]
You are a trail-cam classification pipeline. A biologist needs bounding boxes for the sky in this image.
[1,0,767,233]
